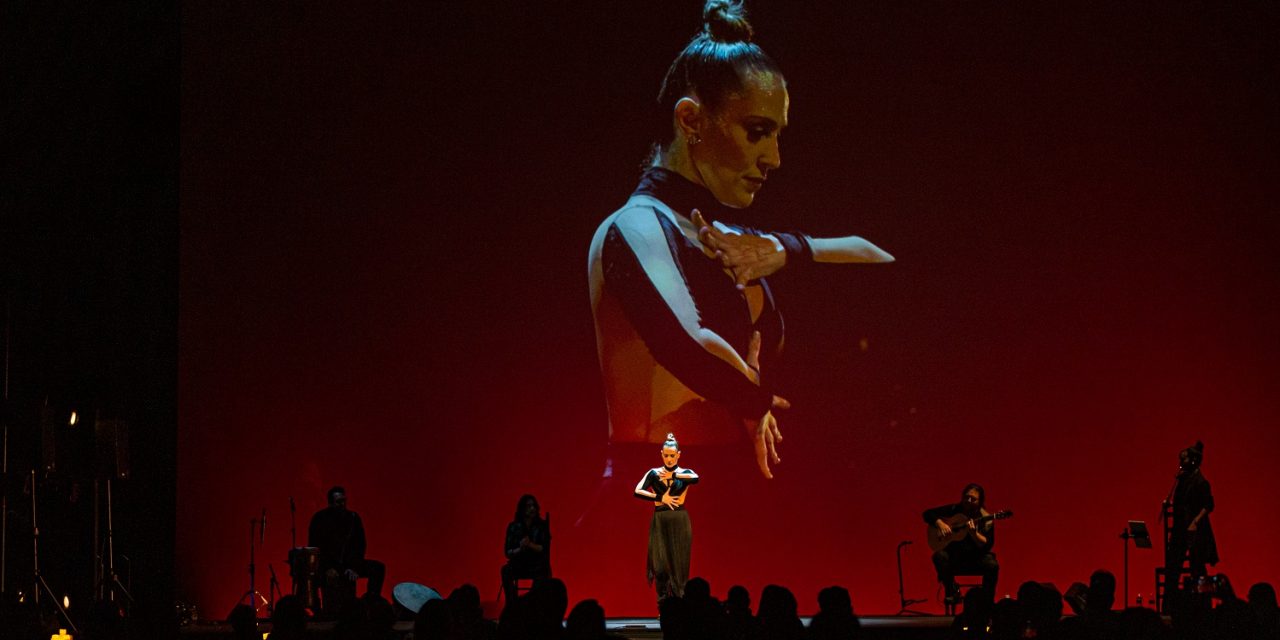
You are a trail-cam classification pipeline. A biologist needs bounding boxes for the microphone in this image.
[261,508,267,545]
[289,496,295,514]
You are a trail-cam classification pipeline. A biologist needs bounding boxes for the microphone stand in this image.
[895,540,928,615]
[288,497,298,599]
[30,470,77,632]
[1,298,11,596]
[240,515,265,612]
[1158,475,1181,612]
[267,564,280,616]
[100,475,134,607]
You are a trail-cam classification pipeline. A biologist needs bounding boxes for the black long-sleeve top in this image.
[308,507,367,571]
[634,466,700,512]
[588,168,812,445]
[504,518,551,574]
[922,503,995,554]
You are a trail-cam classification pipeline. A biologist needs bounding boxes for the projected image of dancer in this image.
[634,433,699,601]
[588,0,894,481]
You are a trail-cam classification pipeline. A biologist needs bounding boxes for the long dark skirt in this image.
[647,508,692,599]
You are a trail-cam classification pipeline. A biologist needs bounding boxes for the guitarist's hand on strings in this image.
[969,520,990,546]
[934,519,953,539]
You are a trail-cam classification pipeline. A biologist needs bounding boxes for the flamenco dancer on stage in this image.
[587,0,895,495]
[635,433,700,602]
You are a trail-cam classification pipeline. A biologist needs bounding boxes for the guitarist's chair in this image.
[944,574,985,616]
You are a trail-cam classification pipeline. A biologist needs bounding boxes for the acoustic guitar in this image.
[926,510,1013,553]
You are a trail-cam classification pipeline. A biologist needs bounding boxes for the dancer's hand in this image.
[693,209,787,290]
[660,492,679,510]
[748,408,786,479]
[743,329,789,478]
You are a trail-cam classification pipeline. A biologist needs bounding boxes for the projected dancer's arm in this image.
[692,209,895,290]
[603,210,790,478]
[743,329,789,477]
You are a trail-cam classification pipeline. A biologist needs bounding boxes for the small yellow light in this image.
[68,412,77,426]
[51,629,72,640]
[64,594,71,609]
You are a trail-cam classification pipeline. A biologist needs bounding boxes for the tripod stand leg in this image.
[36,574,78,633]
[29,469,78,632]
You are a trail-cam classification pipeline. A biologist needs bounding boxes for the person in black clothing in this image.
[1165,440,1218,591]
[923,483,999,603]
[308,485,385,601]
[634,433,699,601]
[502,494,552,606]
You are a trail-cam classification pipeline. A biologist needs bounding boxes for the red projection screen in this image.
[179,2,1280,618]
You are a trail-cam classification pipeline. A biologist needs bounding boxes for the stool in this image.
[944,576,985,615]
[498,570,548,607]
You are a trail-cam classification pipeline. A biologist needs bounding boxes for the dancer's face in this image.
[661,446,681,469]
[689,70,788,209]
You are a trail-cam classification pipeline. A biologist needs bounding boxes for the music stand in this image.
[1120,520,1151,607]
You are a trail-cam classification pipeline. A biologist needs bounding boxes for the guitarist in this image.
[923,483,999,604]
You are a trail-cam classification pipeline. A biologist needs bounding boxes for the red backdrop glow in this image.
[180,2,1280,617]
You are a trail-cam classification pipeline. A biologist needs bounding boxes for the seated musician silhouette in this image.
[308,485,385,610]
[501,494,551,606]
[923,483,999,604]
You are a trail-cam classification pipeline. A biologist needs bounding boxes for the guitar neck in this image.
[955,513,1001,531]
